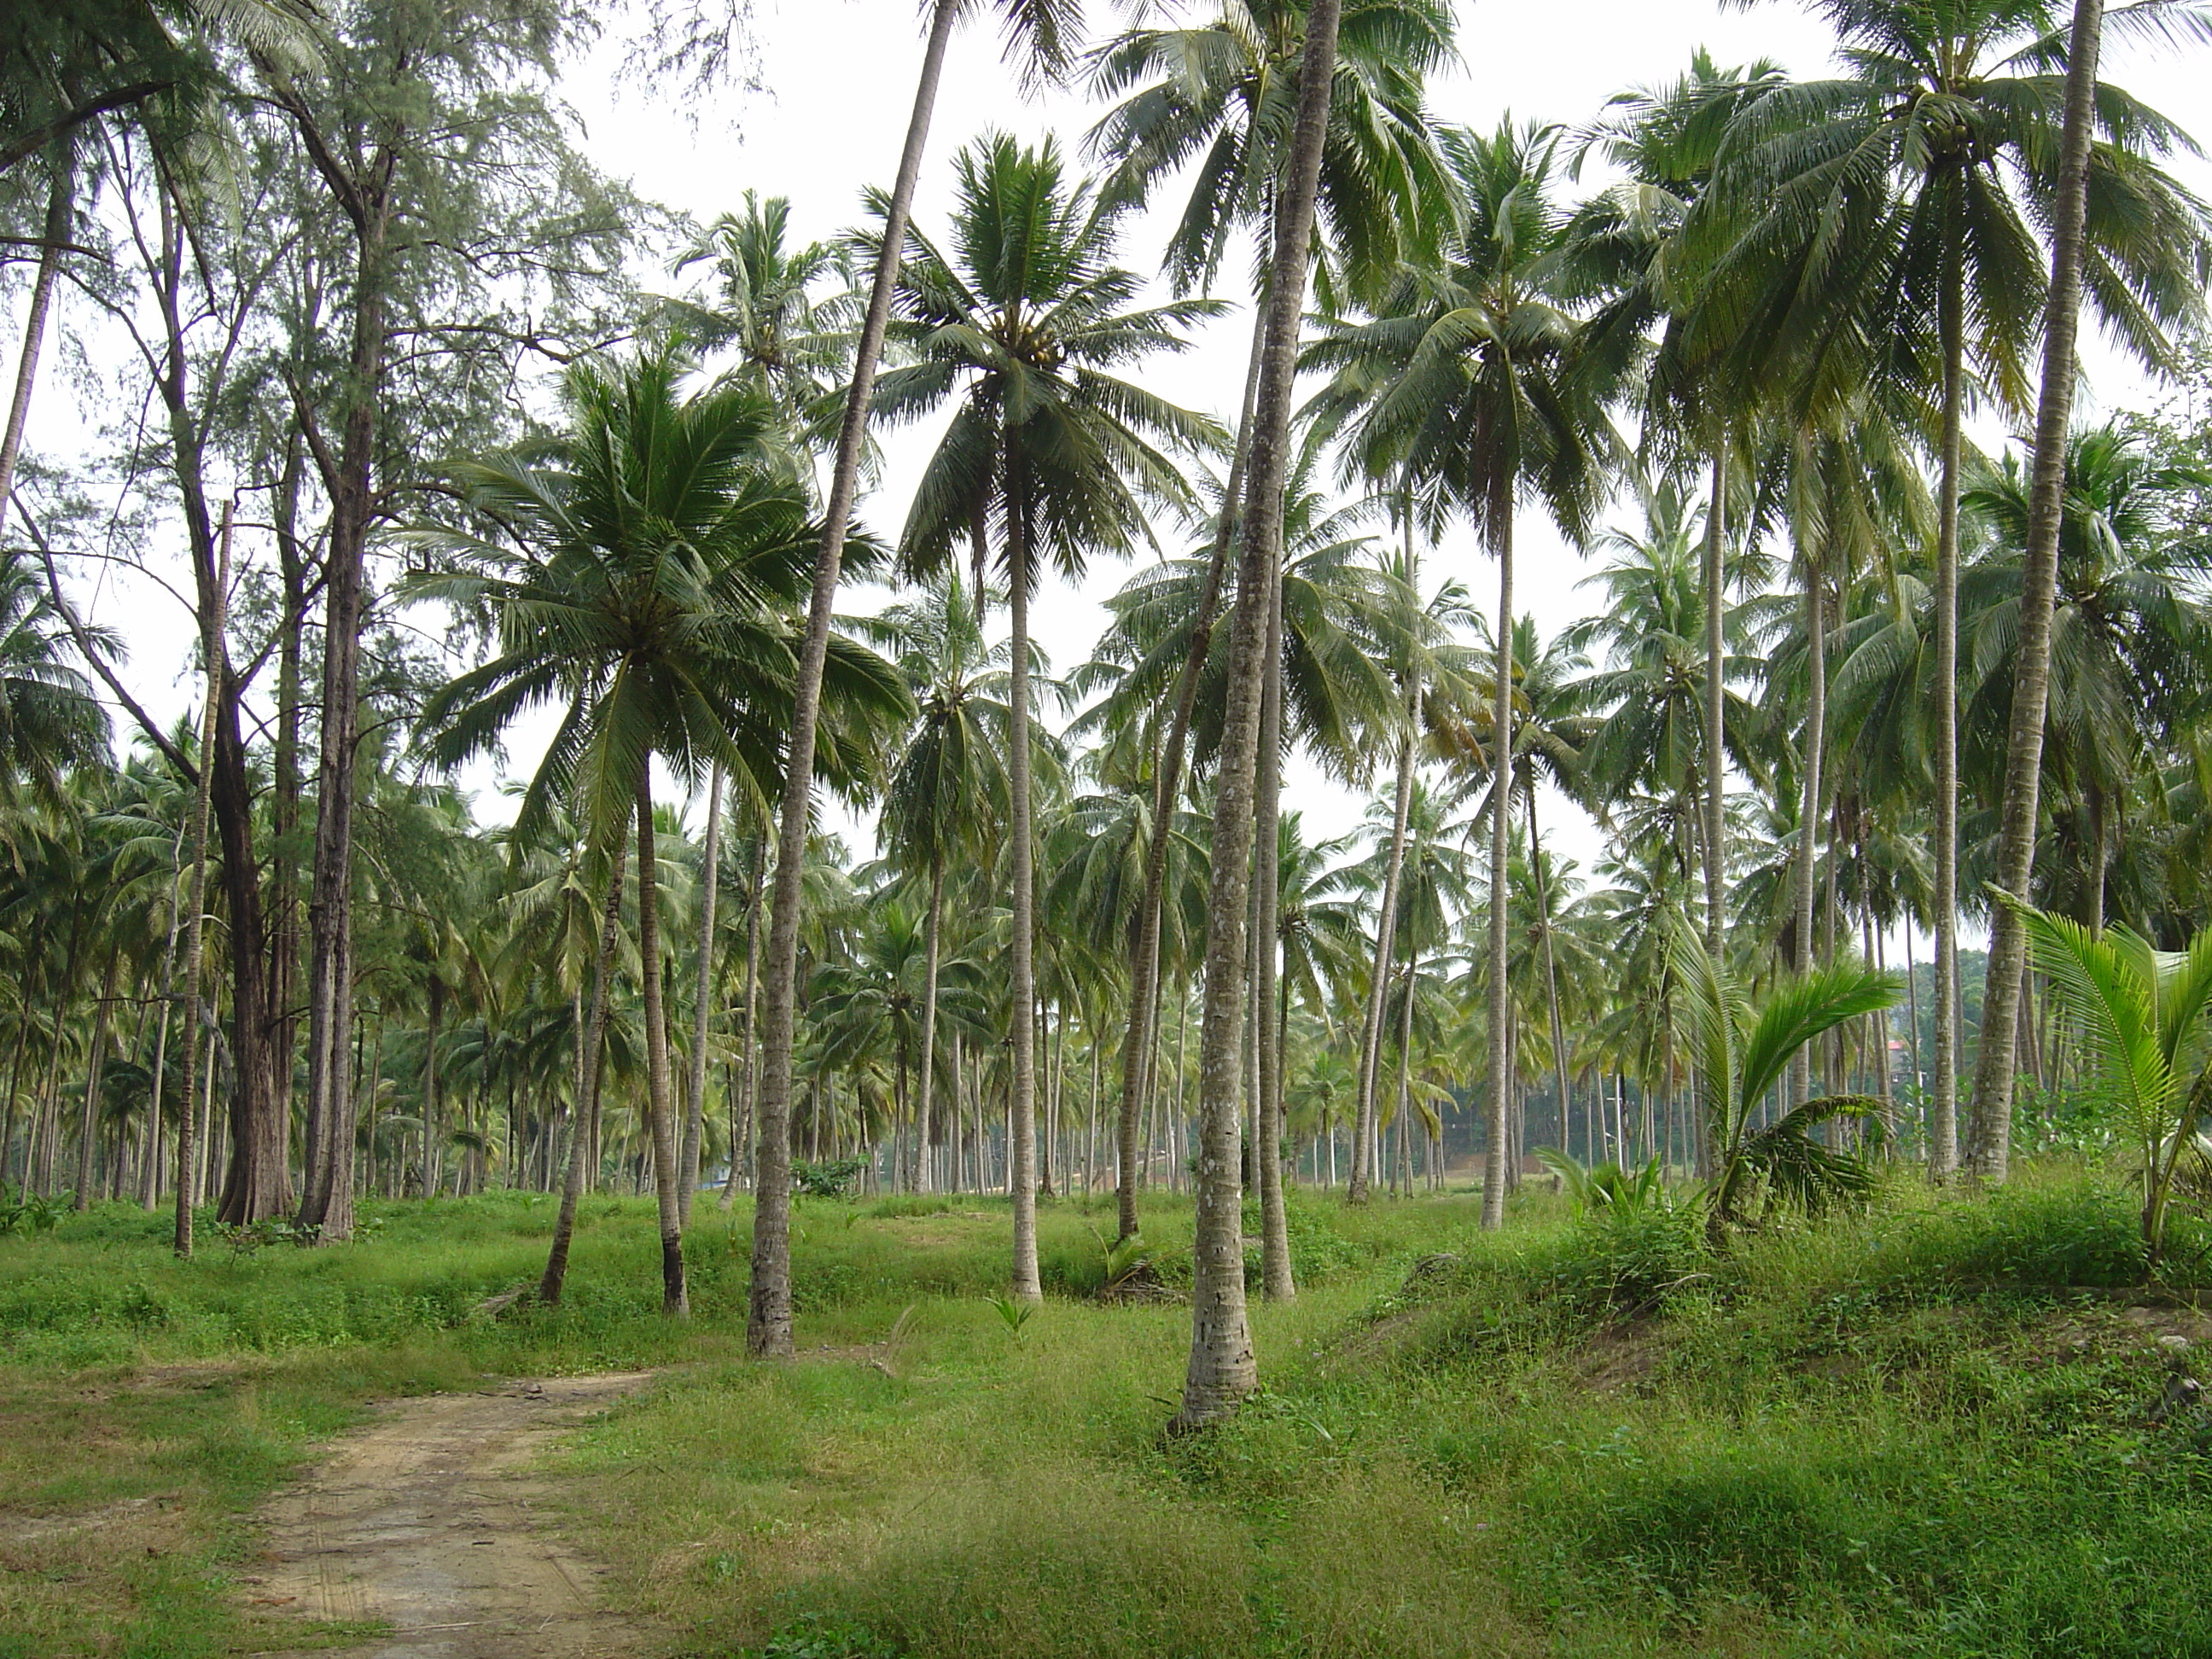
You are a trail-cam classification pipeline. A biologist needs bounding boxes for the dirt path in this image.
[243,1372,655,1659]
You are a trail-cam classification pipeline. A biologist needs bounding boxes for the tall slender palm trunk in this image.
[1351,672,1417,1204]
[720,832,765,1210]
[174,507,229,1256]
[1968,0,2104,1182]
[748,0,959,1359]
[1115,299,1270,1243]
[539,836,626,1305]
[1791,549,1828,1106]
[73,950,119,1210]
[916,854,946,1201]
[637,771,688,1316]
[1930,196,1966,1182]
[1528,792,1572,1161]
[1177,0,1340,1432]
[1254,540,1294,1301]
[1702,452,1727,949]
[1006,502,1043,1303]
[679,765,724,1229]
[1481,524,1516,1231]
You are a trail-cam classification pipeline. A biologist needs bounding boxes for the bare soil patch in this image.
[244,1372,656,1658]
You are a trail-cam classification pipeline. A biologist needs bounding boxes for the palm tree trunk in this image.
[1176,0,1340,1432]
[422,976,442,1202]
[1930,175,1967,1183]
[1254,528,1294,1301]
[679,764,724,1229]
[720,830,765,1209]
[917,853,946,1201]
[1006,497,1043,1303]
[636,770,688,1316]
[143,849,183,1209]
[1791,549,1828,1107]
[748,0,960,1359]
[1115,299,1272,1243]
[0,150,70,534]
[172,506,229,1256]
[1351,680,1417,1205]
[541,841,626,1304]
[72,949,119,1210]
[1528,791,1572,1167]
[1967,0,2104,1182]
[1482,523,1516,1231]
[1698,451,1726,1173]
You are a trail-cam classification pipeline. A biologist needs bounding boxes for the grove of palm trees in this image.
[8,1,2212,1655]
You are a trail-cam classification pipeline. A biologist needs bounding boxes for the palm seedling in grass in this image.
[1535,1148,1671,1217]
[1670,923,1902,1235]
[2008,899,2212,1268]
[986,1294,1035,1342]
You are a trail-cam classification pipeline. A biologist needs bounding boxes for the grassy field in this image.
[3,1172,2210,1657]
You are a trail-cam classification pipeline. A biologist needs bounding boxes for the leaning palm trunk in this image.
[1115,299,1270,1243]
[1481,521,1516,1231]
[637,772,688,1316]
[539,836,626,1305]
[748,0,960,1358]
[1351,675,1417,1204]
[1967,0,2104,1183]
[1176,0,1342,1432]
[679,765,724,1230]
[1007,497,1043,1303]
[0,149,69,534]
[1930,191,1967,1181]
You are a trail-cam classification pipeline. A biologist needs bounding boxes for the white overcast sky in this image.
[43,0,2212,897]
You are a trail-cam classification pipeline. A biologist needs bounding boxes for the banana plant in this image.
[2008,899,2212,1266]
[1670,923,1901,1234]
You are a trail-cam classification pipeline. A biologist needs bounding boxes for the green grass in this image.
[4,1167,2211,1656]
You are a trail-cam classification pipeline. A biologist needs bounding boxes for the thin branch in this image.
[15,495,198,783]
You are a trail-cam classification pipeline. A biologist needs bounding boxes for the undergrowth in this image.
[4,1165,2211,1657]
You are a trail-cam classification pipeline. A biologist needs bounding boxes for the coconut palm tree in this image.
[1307,119,1620,1231]
[1959,422,2212,932]
[1672,923,1901,1234]
[855,571,1014,1200]
[873,131,1222,1301]
[1566,49,1788,949]
[1692,0,2212,1177]
[666,190,854,447]
[411,346,908,1313]
[1566,486,1770,874]
[1970,0,2212,1174]
[1088,0,1453,1263]
[1177,0,1346,1430]
[749,0,1078,1361]
[2010,898,2212,1259]
[0,547,109,821]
